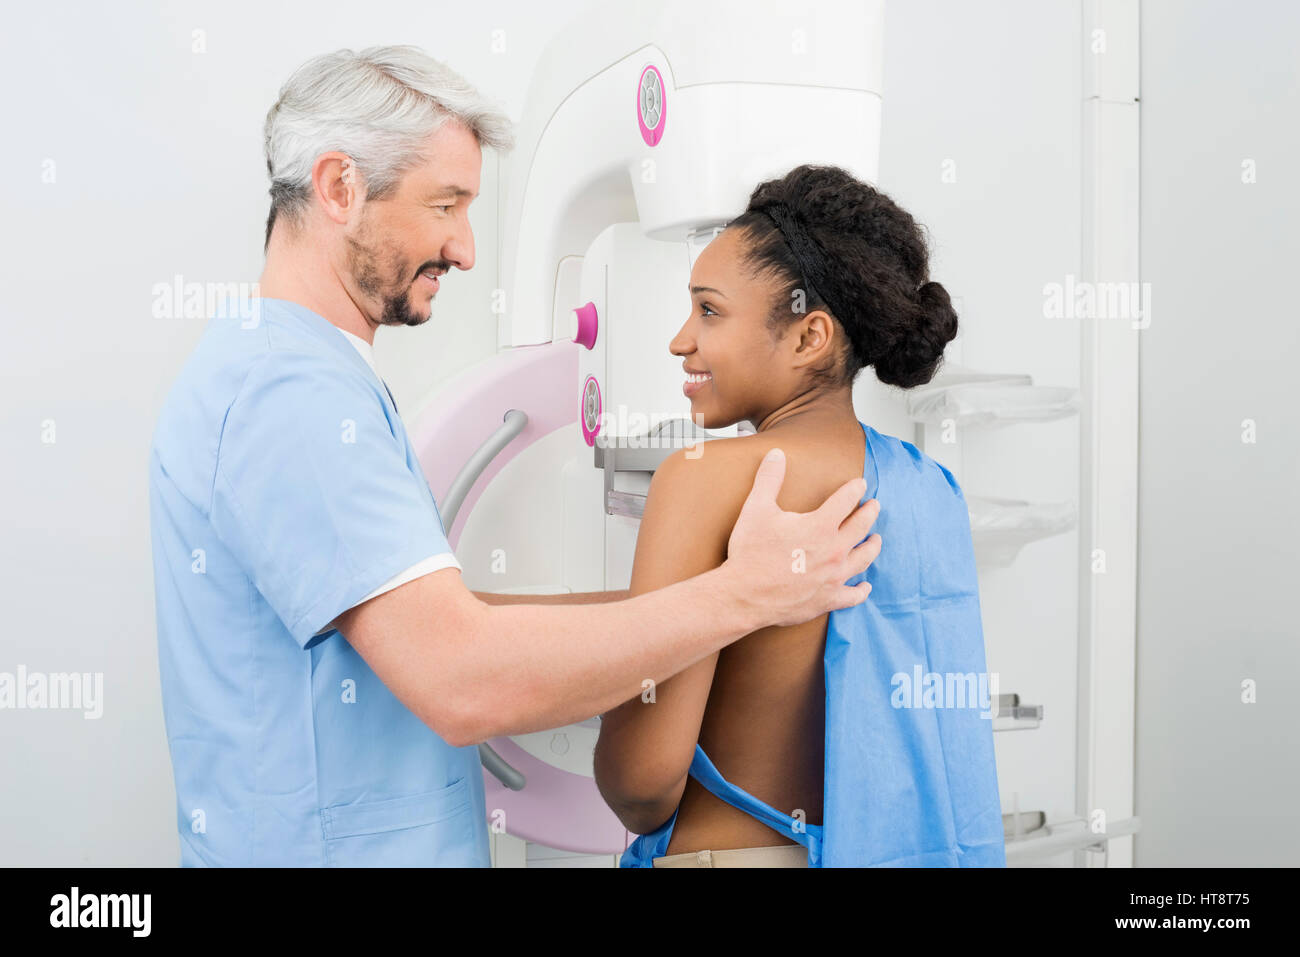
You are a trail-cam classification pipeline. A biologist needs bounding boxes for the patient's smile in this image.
[683,370,712,397]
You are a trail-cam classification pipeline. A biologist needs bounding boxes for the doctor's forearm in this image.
[453,565,761,744]
[471,590,630,606]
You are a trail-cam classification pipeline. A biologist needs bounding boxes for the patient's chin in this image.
[688,409,737,432]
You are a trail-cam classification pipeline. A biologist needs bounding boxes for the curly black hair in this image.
[728,164,958,389]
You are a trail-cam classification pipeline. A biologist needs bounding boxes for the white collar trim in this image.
[337,327,376,373]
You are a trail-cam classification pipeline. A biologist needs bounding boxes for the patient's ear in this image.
[791,310,837,368]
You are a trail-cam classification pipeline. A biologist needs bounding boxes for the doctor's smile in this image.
[418,263,447,293]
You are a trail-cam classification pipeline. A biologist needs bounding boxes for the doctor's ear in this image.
[311,152,361,225]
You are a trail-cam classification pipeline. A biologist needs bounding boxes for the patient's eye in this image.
[700,302,717,317]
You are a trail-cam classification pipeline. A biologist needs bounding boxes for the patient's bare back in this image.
[666,415,866,855]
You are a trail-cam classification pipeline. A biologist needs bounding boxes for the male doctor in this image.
[148,45,881,866]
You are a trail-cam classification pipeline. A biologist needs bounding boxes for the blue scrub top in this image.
[148,298,490,866]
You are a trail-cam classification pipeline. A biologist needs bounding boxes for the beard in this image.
[345,217,447,328]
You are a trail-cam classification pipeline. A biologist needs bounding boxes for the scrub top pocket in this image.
[320,776,478,867]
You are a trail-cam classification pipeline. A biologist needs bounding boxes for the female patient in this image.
[592,164,970,867]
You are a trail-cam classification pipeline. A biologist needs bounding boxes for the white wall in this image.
[1135,0,1300,865]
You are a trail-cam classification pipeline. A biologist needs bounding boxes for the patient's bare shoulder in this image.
[658,431,830,514]
[632,437,773,568]
[650,433,788,518]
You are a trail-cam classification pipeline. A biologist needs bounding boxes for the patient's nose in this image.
[669,319,694,355]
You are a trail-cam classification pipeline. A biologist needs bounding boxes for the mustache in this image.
[414,260,451,280]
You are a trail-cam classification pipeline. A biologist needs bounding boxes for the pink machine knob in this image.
[574,301,598,350]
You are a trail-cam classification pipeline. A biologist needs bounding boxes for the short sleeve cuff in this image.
[295,542,460,647]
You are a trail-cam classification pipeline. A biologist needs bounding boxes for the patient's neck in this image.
[753,385,858,434]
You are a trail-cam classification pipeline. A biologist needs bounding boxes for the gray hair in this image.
[262,45,515,248]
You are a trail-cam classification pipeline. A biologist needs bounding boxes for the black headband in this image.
[758,202,844,321]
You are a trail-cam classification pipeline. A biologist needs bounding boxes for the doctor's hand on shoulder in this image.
[722,446,880,627]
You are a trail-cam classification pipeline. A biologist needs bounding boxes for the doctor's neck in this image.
[258,219,383,346]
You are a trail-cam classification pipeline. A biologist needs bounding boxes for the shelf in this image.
[906,364,1080,429]
[991,693,1043,732]
[992,704,1044,732]
[1004,816,1141,864]
[968,495,1077,568]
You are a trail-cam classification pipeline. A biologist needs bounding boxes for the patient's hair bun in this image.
[871,279,959,389]
[733,165,959,389]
